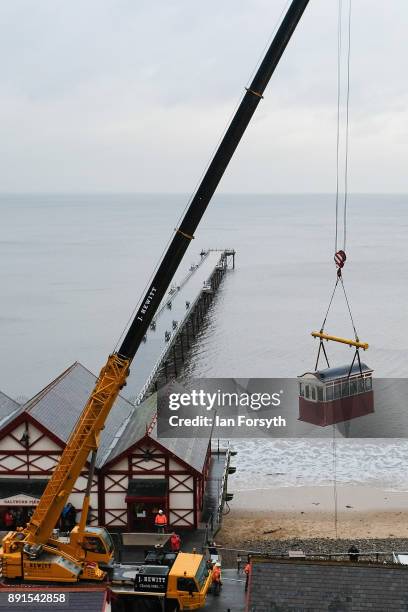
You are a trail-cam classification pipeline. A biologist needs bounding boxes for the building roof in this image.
[1,364,210,475]
[248,558,408,610]
[0,390,20,428]
[0,589,107,612]
[150,423,210,474]
[299,362,373,383]
[20,362,135,468]
[101,393,158,466]
[102,393,210,474]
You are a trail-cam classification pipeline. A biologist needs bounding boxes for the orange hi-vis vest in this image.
[212,567,221,582]
[155,513,168,526]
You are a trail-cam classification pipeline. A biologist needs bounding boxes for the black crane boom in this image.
[5,0,310,575]
[119,0,310,361]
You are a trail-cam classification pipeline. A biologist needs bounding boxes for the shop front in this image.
[0,478,48,529]
[125,479,168,531]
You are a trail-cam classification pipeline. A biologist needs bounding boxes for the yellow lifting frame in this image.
[311,331,369,351]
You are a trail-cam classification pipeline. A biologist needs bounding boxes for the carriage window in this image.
[299,383,304,397]
[365,377,372,391]
[326,384,333,401]
[311,386,316,401]
[333,384,341,400]
[358,378,365,393]
[349,379,357,395]
[317,387,324,401]
[305,385,310,399]
[341,381,349,397]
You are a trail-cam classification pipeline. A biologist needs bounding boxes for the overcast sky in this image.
[1,0,407,193]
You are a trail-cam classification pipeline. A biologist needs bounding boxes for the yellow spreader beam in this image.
[311,331,369,351]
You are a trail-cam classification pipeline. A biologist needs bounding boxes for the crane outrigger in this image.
[0,0,310,593]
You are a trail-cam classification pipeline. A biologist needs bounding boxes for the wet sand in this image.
[219,485,408,543]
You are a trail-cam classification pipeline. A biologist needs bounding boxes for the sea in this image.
[1,193,408,492]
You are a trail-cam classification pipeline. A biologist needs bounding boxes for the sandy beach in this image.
[218,485,408,543]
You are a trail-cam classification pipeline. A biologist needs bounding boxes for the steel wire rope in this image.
[340,276,358,340]
[173,0,294,230]
[335,0,343,253]
[243,0,293,88]
[343,0,352,251]
[321,0,355,336]
[332,423,339,539]
[113,2,297,354]
[332,0,352,542]
[320,277,340,332]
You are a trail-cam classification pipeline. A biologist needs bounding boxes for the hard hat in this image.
[158,509,163,514]
[215,562,221,567]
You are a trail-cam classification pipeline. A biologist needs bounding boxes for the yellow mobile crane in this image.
[0,0,309,589]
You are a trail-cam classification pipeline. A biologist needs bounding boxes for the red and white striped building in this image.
[0,363,212,531]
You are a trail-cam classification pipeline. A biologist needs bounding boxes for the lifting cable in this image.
[332,423,338,539]
[331,0,353,541]
[316,0,355,363]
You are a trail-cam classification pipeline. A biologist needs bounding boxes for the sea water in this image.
[1,193,408,489]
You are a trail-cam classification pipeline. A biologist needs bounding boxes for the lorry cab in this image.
[167,553,212,610]
[122,552,212,610]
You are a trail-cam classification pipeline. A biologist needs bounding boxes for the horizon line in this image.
[0,191,407,197]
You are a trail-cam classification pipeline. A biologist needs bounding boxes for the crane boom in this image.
[118,0,310,361]
[24,0,310,548]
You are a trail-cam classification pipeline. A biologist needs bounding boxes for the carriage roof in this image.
[298,363,373,383]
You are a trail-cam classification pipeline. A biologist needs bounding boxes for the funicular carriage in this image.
[298,361,374,427]
[298,330,374,427]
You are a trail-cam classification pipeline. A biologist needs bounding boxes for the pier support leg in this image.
[172,345,178,377]
[180,334,185,362]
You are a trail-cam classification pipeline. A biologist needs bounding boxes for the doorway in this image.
[129,500,166,531]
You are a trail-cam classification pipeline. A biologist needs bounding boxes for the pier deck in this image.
[124,250,234,401]
[203,569,246,611]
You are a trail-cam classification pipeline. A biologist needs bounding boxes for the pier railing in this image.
[215,443,231,527]
[135,251,231,405]
[153,250,210,321]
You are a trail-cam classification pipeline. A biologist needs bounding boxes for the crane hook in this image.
[334,249,346,277]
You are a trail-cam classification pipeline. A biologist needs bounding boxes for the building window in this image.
[133,504,146,518]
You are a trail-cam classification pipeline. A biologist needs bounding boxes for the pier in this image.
[126,249,235,404]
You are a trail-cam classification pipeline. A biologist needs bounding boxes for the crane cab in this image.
[63,526,114,566]
[298,363,374,427]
